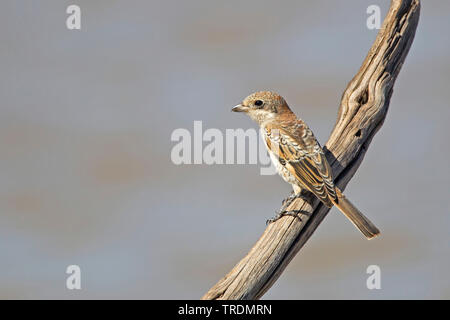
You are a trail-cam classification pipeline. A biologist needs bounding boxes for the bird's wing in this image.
[264,125,336,207]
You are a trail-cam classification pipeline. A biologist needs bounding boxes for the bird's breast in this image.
[261,128,299,187]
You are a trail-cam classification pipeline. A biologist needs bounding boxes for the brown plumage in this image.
[232,91,380,239]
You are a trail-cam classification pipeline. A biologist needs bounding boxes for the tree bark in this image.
[202,0,420,300]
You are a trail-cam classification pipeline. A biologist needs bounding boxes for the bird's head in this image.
[232,91,293,125]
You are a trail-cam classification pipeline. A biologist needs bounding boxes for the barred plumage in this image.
[262,124,336,207]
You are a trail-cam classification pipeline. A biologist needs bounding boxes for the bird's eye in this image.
[254,100,264,107]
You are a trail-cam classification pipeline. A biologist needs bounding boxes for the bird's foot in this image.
[267,190,312,225]
[281,190,297,207]
[266,209,303,225]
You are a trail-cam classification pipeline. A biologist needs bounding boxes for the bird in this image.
[232,91,380,239]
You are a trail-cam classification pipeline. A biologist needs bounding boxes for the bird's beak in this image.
[232,104,248,113]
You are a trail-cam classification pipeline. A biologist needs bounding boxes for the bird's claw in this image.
[266,210,284,225]
[267,190,310,225]
[266,209,303,225]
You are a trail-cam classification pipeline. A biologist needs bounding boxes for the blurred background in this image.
[0,0,449,299]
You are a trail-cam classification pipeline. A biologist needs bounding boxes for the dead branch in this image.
[202,0,420,300]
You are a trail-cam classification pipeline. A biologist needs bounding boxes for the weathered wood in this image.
[202,0,420,300]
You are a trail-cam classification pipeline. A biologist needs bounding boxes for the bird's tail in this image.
[332,188,380,240]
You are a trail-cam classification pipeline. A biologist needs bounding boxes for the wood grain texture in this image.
[202,0,420,300]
